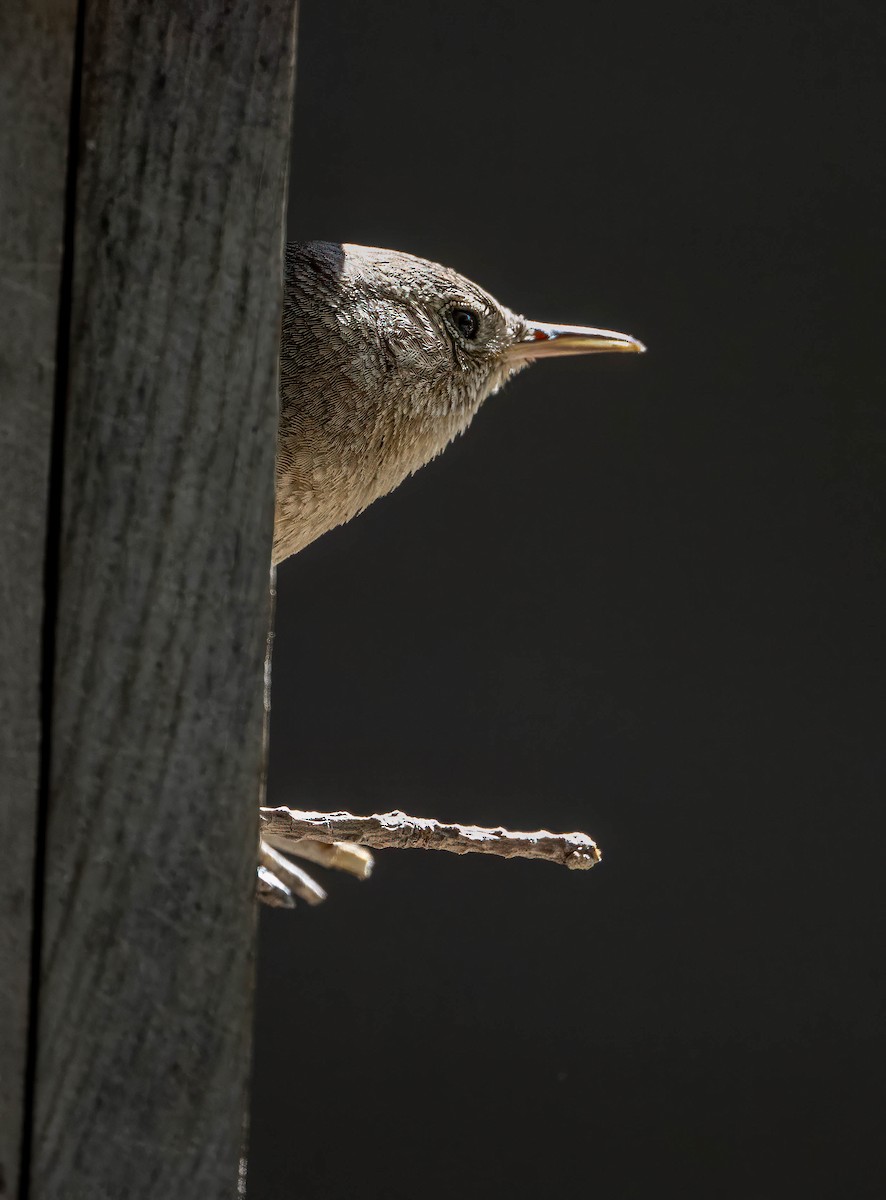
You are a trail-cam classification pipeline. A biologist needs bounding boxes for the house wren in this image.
[275,242,644,562]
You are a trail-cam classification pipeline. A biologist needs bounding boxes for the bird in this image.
[262,242,643,902]
[274,241,644,564]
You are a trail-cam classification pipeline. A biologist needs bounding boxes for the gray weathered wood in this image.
[4,3,298,1197]
[0,4,77,1196]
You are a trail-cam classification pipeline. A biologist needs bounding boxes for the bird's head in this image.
[275,241,644,560]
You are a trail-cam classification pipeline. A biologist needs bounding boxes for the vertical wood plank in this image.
[0,4,77,1196]
[26,4,298,1197]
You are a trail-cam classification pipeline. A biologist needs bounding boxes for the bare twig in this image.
[260,808,601,870]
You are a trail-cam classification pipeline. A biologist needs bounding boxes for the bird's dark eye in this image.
[450,307,480,341]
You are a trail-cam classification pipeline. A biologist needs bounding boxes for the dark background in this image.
[250,2,886,1196]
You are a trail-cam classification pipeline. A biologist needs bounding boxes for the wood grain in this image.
[13,4,298,1197]
[0,4,77,1196]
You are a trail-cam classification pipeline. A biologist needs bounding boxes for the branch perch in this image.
[260,808,601,870]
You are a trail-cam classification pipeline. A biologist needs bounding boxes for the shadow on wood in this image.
[0,3,298,1196]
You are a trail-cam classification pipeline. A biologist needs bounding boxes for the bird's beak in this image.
[508,319,646,362]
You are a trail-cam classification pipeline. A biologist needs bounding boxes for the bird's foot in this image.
[256,835,373,909]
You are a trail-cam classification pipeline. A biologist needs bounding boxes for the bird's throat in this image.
[272,397,478,562]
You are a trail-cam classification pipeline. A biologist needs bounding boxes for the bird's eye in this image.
[450,307,480,341]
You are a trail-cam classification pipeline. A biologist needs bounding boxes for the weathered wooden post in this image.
[0,3,298,1196]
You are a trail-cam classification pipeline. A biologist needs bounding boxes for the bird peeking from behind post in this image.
[274,242,645,563]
